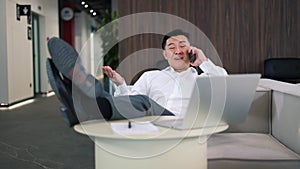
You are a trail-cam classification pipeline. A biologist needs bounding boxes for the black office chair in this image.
[129,61,203,85]
[46,58,79,127]
[129,68,160,85]
[264,58,300,83]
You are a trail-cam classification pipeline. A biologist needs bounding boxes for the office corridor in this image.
[0,95,93,169]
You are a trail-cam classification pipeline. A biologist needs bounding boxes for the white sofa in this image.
[208,79,300,169]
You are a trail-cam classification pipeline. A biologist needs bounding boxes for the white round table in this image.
[74,116,228,169]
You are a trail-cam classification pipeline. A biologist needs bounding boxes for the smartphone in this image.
[189,52,196,63]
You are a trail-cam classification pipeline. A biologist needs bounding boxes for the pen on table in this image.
[128,121,132,129]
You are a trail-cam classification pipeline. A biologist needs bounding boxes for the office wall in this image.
[117,0,300,80]
[0,0,9,105]
[0,0,59,106]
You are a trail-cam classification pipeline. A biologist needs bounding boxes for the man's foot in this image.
[47,37,110,99]
[47,37,92,95]
[47,37,78,80]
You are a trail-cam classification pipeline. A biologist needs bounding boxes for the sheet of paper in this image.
[110,121,158,135]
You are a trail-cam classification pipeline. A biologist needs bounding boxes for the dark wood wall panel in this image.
[117,0,300,81]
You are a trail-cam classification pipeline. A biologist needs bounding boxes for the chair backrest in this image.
[129,66,203,85]
[264,58,300,83]
[129,68,160,85]
[46,58,79,127]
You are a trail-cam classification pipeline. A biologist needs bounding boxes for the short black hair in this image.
[161,29,190,50]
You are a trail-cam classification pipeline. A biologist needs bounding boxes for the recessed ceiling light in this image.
[84,4,88,8]
[90,9,94,13]
[81,1,85,5]
[92,12,96,16]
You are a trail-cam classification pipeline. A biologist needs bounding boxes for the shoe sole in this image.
[47,37,78,80]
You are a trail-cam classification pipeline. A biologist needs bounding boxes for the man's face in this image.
[163,35,191,72]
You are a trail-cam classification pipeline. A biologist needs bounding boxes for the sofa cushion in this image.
[208,133,300,169]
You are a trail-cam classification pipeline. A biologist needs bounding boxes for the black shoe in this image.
[47,37,78,80]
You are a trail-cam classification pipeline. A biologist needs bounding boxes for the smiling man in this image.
[103,29,228,116]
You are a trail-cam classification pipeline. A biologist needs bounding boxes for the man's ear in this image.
[162,50,168,60]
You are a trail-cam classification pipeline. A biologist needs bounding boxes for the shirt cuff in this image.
[199,59,216,72]
[199,59,228,76]
[115,83,129,95]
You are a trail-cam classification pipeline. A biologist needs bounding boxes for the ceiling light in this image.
[90,9,94,13]
[84,4,88,8]
[92,12,96,16]
[81,1,85,5]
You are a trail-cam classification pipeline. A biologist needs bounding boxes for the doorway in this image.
[32,13,40,95]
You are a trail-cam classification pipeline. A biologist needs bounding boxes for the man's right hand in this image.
[102,66,125,86]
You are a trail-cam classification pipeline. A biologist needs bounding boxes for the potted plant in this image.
[99,9,118,92]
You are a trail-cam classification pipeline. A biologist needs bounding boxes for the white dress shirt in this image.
[114,59,228,116]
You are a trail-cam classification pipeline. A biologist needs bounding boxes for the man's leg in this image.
[48,37,109,98]
[108,95,174,120]
[47,37,174,120]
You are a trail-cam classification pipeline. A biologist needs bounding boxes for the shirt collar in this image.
[163,66,198,75]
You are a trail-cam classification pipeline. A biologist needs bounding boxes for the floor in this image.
[0,95,94,169]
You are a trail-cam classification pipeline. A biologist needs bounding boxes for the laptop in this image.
[152,74,261,130]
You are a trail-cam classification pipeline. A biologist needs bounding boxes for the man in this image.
[48,29,227,121]
[103,29,227,116]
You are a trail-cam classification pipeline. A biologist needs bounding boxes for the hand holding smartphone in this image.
[189,52,196,63]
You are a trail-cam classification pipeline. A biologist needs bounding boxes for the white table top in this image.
[74,116,228,140]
